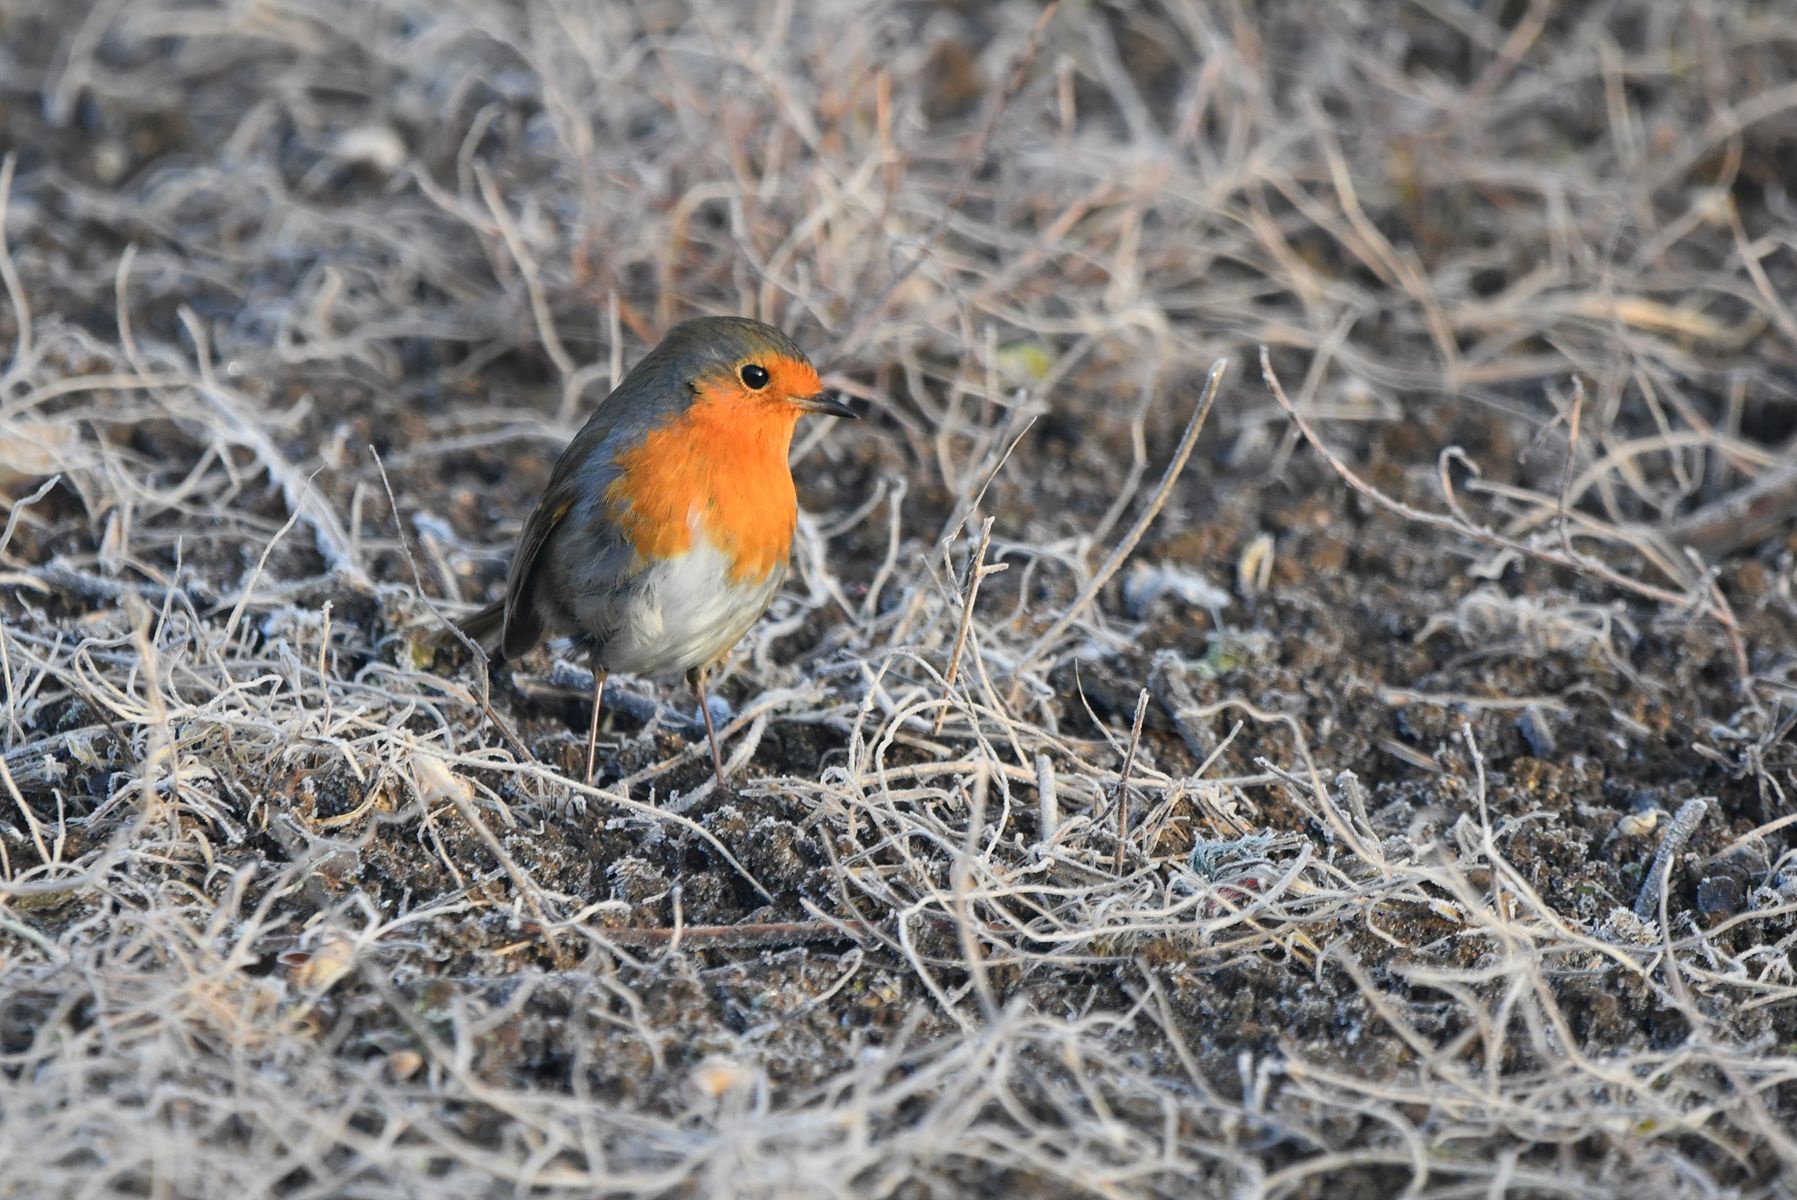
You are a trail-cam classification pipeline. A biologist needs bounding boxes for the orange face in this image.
[605,351,846,583]
[708,353,826,412]
[690,349,855,421]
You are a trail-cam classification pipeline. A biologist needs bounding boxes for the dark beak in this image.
[794,391,858,419]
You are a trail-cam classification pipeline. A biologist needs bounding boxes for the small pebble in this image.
[1123,561,1231,619]
[1695,843,1769,923]
[332,125,407,172]
[1515,706,1557,757]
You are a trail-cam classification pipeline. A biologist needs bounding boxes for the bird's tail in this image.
[443,596,506,659]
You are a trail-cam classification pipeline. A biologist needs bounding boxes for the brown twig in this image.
[1556,377,1585,562]
[1014,358,1228,683]
[1664,461,1797,559]
[1114,688,1148,874]
[933,516,1008,735]
[561,918,875,949]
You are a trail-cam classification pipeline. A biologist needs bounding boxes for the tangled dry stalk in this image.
[3,1,1797,1196]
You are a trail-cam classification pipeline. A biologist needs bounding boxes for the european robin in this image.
[458,316,855,789]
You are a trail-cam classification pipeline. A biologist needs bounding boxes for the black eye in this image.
[740,363,770,390]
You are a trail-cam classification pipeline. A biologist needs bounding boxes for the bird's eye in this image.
[740,363,770,390]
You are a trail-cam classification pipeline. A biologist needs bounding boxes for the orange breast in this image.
[605,384,800,583]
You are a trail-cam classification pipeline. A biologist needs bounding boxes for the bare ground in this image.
[3,1,1797,1196]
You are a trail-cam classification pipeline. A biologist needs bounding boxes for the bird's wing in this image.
[499,402,645,661]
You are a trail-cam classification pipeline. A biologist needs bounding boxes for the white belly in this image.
[600,536,783,678]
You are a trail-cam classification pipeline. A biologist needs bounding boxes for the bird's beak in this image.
[793,390,858,419]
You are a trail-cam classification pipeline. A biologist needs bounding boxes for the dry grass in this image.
[3,0,1797,1196]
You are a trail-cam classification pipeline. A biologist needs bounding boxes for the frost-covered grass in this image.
[3,1,1797,1196]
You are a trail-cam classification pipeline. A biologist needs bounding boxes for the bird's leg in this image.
[585,657,607,787]
[689,665,729,793]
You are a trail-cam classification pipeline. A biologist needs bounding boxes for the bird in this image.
[457,316,855,790]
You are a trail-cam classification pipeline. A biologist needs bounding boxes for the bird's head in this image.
[658,316,855,422]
